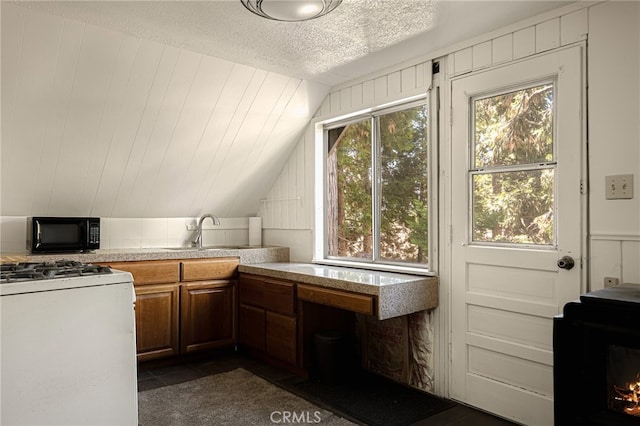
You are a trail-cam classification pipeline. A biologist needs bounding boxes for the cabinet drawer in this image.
[263,279,295,315]
[108,260,180,285]
[297,284,374,315]
[181,258,239,281]
[239,274,264,306]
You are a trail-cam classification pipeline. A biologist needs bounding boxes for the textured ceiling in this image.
[17,0,571,86]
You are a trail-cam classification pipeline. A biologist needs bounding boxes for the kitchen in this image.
[1,1,639,425]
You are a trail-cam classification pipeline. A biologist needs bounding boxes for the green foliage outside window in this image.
[472,84,555,245]
[327,104,429,266]
[380,106,429,263]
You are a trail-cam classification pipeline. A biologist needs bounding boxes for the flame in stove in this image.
[612,374,640,416]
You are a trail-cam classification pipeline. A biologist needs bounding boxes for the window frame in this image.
[467,79,558,249]
[313,96,436,275]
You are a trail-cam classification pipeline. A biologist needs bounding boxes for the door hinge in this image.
[580,179,585,194]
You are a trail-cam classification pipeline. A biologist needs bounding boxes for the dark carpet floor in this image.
[138,352,516,426]
[280,369,455,426]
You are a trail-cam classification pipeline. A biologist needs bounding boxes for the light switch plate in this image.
[605,174,634,199]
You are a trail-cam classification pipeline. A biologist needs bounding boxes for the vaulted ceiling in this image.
[1,1,571,218]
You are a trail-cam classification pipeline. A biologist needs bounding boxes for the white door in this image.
[450,46,585,425]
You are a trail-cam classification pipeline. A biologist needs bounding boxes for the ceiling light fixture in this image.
[240,0,342,22]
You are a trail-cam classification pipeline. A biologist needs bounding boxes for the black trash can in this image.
[313,330,347,385]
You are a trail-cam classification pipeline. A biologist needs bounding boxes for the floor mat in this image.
[138,368,354,425]
[284,370,455,426]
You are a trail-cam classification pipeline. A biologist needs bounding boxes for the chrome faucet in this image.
[193,214,220,249]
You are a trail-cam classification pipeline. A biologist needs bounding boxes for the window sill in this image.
[312,258,435,277]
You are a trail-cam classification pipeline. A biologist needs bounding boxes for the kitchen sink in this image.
[162,246,243,251]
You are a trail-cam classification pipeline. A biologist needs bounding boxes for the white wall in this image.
[588,1,640,289]
[259,124,315,262]
[0,2,328,219]
[0,216,257,253]
[263,1,640,284]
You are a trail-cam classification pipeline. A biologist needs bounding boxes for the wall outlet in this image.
[605,174,634,199]
[604,277,620,287]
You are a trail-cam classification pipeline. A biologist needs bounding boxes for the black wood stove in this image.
[554,284,640,425]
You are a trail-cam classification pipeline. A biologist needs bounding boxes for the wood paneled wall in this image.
[447,9,587,77]
[1,3,329,219]
[316,60,432,119]
[260,5,589,257]
[260,2,640,291]
[591,236,640,288]
[260,60,434,235]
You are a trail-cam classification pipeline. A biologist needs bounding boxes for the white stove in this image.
[0,260,138,425]
[1,260,128,294]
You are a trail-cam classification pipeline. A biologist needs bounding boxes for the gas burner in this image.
[0,260,112,283]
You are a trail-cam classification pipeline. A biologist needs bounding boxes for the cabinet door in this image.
[180,281,236,353]
[238,304,266,351]
[266,311,297,366]
[134,284,180,361]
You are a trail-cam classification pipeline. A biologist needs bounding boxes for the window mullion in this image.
[372,116,381,262]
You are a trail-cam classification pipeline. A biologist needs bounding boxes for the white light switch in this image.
[605,174,634,199]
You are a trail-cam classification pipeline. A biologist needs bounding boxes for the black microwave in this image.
[28,217,100,253]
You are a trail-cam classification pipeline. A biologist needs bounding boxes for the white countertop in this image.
[239,262,438,319]
[1,249,437,319]
[0,246,289,264]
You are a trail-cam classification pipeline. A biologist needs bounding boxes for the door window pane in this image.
[327,119,372,259]
[380,105,429,264]
[471,82,556,246]
[474,84,554,168]
[472,169,554,244]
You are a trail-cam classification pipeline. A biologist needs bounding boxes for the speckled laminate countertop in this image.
[0,246,289,265]
[239,262,438,320]
[1,248,437,319]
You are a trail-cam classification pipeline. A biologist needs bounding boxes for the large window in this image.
[323,101,429,269]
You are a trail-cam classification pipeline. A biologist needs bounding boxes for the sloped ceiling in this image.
[1,1,571,218]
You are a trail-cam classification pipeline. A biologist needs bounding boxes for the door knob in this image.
[557,256,575,270]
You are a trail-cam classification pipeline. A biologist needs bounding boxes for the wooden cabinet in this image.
[180,258,238,353]
[266,311,297,365]
[181,258,238,282]
[109,260,180,285]
[134,283,180,361]
[104,258,238,361]
[238,304,266,351]
[238,274,297,367]
[297,284,374,315]
[180,281,235,353]
[108,260,181,361]
[263,279,295,315]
